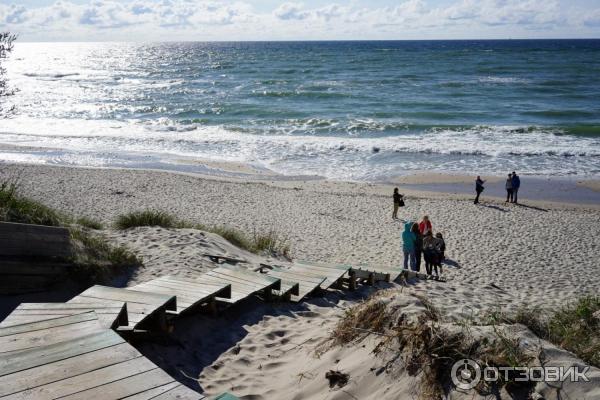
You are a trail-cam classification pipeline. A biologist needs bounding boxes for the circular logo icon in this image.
[451,359,481,390]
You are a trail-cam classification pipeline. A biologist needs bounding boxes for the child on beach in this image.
[436,232,445,261]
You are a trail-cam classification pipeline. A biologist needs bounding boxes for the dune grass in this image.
[69,228,142,283]
[114,210,178,230]
[499,296,600,368]
[0,181,64,226]
[1,178,141,283]
[76,216,104,230]
[115,209,291,256]
[332,294,534,399]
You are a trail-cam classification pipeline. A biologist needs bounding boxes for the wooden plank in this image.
[58,367,176,400]
[69,286,175,328]
[211,266,281,290]
[259,266,327,301]
[0,311,98,337]
[0,302,128,329]
[0,330,125,377]
[120,382,182,400]
[217,265,296,298]
[149,384,205,399]
[0,317,103,354]
[2,356,158,400]
[0,342,139,397]
[129,276,231,315]
[74,285,176,307]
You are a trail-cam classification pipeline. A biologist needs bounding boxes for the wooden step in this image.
[69,285,175,330]
[0,329,203,399]
[129,276,231,315]
[0,302,128,329]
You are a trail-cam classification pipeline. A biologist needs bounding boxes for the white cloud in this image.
[0,0,598,41]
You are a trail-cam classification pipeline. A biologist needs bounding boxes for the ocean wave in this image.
[23,72,80,79]
[2,119,599,179]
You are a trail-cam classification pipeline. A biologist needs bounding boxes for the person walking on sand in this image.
[505,173,514,203]
[402,222,417,271]
[392,188,404,220]
[511,171,520,203]
[474,175,485,204]
[419,215,432,235]
[411,223,423,272]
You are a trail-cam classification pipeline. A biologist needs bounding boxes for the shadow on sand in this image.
[514,203,548,212]
[442,258,461,269]
[135,284,387,392]
[478,203,509,212]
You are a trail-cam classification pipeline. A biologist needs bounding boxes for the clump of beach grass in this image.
[0,180,65,226]
[76,216,104,230]
[70,227,142,284]
[492,296,600,368]
[114,210,178,230]
[332,293,535,400]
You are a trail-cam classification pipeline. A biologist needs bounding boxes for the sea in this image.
[1,40,599,181]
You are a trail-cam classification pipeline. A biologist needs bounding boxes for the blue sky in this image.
[1,0,599,41]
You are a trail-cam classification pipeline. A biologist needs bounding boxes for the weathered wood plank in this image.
[0,317,104,354]
[74,285,176,307]
[0,222,71,258]
[149,384,205,399]
[2,356,157,400]
[214,266,281,290]
[69,286,175,328]
[1,302,128,329]
[0,330,125,377]
[58,367,176,400]
[0,342,139,397]
[0,311,98,337]
[120,382,182,400]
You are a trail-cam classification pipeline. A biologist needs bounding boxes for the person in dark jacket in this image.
[505,173,513,203]
[474,176,485,204]
[511,172,520,203]
[411,222,423,272]
[392,188,403,220]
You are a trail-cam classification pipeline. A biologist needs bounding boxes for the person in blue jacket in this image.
[511,172,521,203]
[402,222,417,271]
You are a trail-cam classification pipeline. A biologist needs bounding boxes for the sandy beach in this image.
[1,162,600,399]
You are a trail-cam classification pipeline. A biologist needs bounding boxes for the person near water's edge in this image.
[402,222,417,271]
[511,172,520,203]
[392,188,403,220]
[505,173,513,202]
[474,176,485,204]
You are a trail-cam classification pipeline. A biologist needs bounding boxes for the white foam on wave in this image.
[1,117,599,180]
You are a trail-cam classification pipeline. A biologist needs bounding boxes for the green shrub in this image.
[115,210,178,230]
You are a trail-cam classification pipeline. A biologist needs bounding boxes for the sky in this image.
[1,0,599,41]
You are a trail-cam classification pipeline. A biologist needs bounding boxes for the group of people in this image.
[474,171,521,204]
[401,215,445,278]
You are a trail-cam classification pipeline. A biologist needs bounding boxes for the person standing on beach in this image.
[505,173,514,202]
[392,188,403,220]
[419,215,432,235]
[511,172,520,203]
[474,176,485,204]
[402,222,417,271]
[411,223,423,272]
